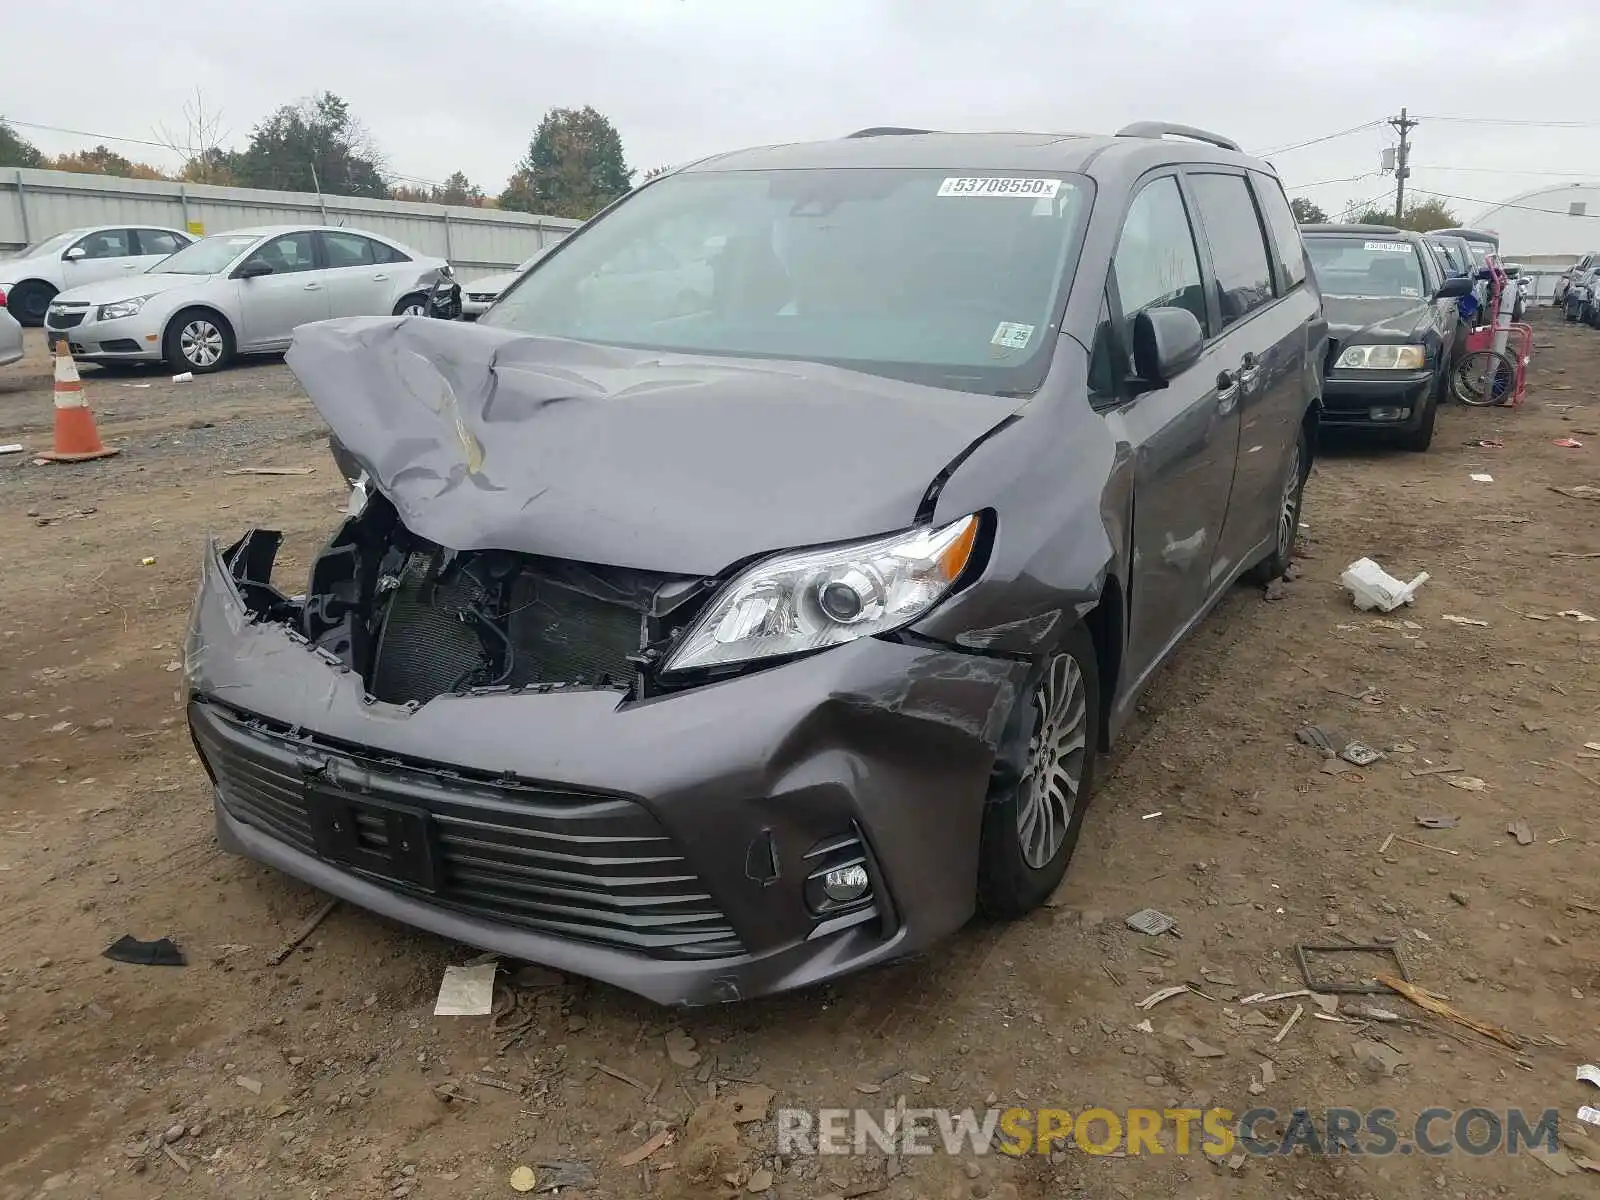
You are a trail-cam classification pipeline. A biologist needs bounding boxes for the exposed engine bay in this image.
[224,483,712,706]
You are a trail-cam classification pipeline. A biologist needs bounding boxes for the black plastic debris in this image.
[103,935,187,967]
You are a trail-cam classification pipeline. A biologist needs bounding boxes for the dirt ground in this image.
[2,319,1598,1200]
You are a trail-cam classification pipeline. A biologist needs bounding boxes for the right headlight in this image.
[662,515,981,673]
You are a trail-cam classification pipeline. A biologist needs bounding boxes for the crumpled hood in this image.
[53,272,213,307]
[286,317,1019,575]
[1323,295,1431,341]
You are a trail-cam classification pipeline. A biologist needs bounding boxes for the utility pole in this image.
[1388,107,1418,223]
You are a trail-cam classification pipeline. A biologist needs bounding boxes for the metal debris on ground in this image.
[1580,1107,1600,1127]
[1550,484,1600,501]
[1557,609,1597,622]
[1441,614,1489,627]
[1577,1065,1600,1089]
[1271,1004,1304,1044]
[1508,820,1535,846]
[1345,1002,1405,1023]
[1340,558,1429,612]
[0,444,22,455]
[1415,815,1459,829]
[434,962,498,1017]
[1125,908,1179,937]
[1411,764,1463,777]
[1296,725,1338,757]
[1470,473,1494,483]
[1340,741,1383,766]
[1376,973,1523,1049]
[1296,943,1411,994]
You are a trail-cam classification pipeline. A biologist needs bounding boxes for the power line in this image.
[3,114,451,190]
[1413,163,1600,179]
[1284,172,1381,192]
[1417,116,1600,130]
[1253,119,1386,158]
[1408,186,1600,220]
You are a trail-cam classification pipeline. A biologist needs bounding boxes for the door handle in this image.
[122,263,139,270]
[1216,369,1240,413]
[303,282,323,290]
[372,273,389,281]
[1238,351,1262,386]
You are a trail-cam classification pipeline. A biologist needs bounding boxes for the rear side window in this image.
[1187,173,1275,326]
[321,231,376,268]
[1250,173,1308,289]
[371,238,410,264]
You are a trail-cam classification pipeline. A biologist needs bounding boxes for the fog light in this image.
[822,865,870,904]
[1368,406,1407,422]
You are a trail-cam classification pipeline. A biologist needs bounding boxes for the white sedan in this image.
[0,224,195,326]
[44,225,452,373]
[461,247,554,319]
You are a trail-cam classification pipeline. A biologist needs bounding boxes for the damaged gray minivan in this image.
[187,123,1325,1005]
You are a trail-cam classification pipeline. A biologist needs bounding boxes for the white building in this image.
[1469,183,1600,258]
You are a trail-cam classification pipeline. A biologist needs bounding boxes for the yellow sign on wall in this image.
[186,221,205,237]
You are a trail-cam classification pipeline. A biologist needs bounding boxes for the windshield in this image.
[482,168,1091,394]
[1428,241,1463,274]
[8,230,81,261]
[1305,236,1427,299]
[152,232,262,276]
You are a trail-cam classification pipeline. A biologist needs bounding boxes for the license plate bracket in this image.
[308,789,438,891]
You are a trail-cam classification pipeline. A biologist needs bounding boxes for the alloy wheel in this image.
[1277,438,1303,557]
[400,299,427,317]
[180,319,224,368]
[1016,653,1088,870]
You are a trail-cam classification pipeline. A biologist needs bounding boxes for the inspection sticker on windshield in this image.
[992,321,1035,349]
[1400,286,1420,297]
[939,177,1061,198]
[1364,241,1413,253]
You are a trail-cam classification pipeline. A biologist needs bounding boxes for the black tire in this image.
[162,308,235,374]
[393,293,429,317]
[1451,349,1517,406]
[7,280,55,327]
[1247,423,1309,584]
[1395,378,1440,453]
[977,623,1101,919]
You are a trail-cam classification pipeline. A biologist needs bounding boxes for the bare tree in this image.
[154,89,235,185]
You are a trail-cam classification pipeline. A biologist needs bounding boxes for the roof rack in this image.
[846,127,935,139]
[1115,121,1241,153]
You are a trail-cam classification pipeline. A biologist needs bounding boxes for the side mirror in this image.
[63,246,86,261]
[1434,275,1473,301]
[236,260,274,280]
[1132,306,1204,385]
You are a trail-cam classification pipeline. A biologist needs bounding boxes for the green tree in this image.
[1354,197,1460,233]
[50,144,170,179]
[1288,197,1327,224]
[233,92,388,198]
[0,118,45,169]
[499,106,631,219]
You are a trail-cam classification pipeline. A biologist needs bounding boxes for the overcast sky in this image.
[7,0,1600,224]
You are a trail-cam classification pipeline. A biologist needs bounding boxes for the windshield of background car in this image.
[152,233,262,276]
[8,231,80,261]
[1428,241,1464,274]
[482,168,1092,394]
[1305,236,1427,299]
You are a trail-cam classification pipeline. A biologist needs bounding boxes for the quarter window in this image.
[1188,173,1275,326]
[1250,173,1308,289]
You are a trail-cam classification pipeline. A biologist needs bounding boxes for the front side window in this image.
[1305,236,1427,299]
[72,229,132,259]
[1186,173,1275,325]
[483,168,1091,395]
[1111,174,1206,335]
[242,232,318,276]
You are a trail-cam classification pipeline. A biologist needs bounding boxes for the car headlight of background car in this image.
[96,295,155,321]
[663,514,981,672]
[1335,344,1427,370]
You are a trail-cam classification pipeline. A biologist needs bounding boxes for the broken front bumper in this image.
[186,539,1025,1005]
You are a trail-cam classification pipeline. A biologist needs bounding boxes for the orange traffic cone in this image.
[36,341,118,463]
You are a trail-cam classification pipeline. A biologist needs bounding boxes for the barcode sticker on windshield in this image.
[992,322,1035,349]
[1364,241,1413,253]
[939,177,1061,199]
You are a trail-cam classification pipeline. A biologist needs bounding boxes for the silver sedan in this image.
[43,225,452,373]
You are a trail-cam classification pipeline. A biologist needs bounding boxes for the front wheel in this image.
[977,623,1101,919]
[1451,349,1517,406]
[393,293,428,317]
[163,309,234,374]
[7,280,55,327]
[1395,382,1439,452]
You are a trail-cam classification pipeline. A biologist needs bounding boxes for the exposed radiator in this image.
[369,553,490,704]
